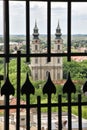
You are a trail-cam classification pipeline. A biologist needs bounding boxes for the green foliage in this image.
[79,60,87,78]
[71,106,87,119]
[0,60,4,74]
[63,58,87,80]
[0,37,4,43]
[9,58,31,74]
[63,58,81,79]
[82,106,87,119]
[4,58,31,93]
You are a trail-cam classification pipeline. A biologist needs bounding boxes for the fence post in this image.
[43,72,56,130]
[67,93,72,130]
[63,72,76,130]
[1,74,14,130]
[21,73,35,130]
[16,51,21,130]
[58,95,62,130]
[37,96,41,130]
[78,94,82,130]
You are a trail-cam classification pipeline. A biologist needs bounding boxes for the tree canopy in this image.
[63,58,87,80]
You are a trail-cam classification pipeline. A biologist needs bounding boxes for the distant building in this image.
[72,56,87,62]
[30,21,63,81]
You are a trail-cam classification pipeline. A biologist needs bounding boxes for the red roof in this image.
[10,97,26,114]
[72,56,87,62]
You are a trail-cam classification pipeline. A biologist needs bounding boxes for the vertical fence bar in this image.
[67,1,71,61]
[4,95,9,130]
[3,0,9,63]
[37,96,41,130]
[48,95,51,130]
[26,95,30,130]
[58,95,62,130]
[3,1,9,130]
[26,0,30,63]
[16,51,21,130]
[47,0,51,62]
[78,94,82,130]
[21,73,35,130]
[68,94,72,130]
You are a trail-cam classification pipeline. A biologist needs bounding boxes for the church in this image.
[30,21,63,81]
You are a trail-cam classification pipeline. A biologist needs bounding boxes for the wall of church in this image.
[30,54,63,81]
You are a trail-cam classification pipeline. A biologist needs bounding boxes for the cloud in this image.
[51,3,67,34]
[30,2,47,9]
[9,2,26,35]
[30,2,47,34]
[30,2,67,34]
[72,2,87,34]
[0,1,3,35]
[0,2,87,35]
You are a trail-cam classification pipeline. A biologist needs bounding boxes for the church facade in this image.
[30,21,63,81]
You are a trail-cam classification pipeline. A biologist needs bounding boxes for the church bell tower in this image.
[31,21,41,80]
[54,21,63,80]
[54,21,63,53]
[32,20,41,53]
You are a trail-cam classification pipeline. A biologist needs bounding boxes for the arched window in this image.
[35,58,38,64]
[35,45,38,50]
[58,58,60,63]
[57,45,60,50]
[46,71,49,78]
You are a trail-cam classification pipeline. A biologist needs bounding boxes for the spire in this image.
[55,20,62,39]
[57,20,60,29]
[35,20,38,29]
[33,20,39,39]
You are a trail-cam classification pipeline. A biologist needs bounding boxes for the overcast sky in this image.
[0,1,87,35]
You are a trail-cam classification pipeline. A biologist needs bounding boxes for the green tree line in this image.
[63,58,87,80]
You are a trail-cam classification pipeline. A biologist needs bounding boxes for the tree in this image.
[79,60,87,78]
[63,58,81,79]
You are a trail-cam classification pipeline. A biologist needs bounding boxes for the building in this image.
[30,21,63,81]
[72,56,87,62]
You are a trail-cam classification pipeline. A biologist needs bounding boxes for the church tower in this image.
[31,21,41,80]
[53,21,63,80]
[54,21,63,52]
[32,20,41,53]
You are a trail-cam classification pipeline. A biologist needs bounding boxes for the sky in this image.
[0,1,87,35]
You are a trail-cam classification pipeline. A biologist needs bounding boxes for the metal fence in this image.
[1,0,87,130]
[1,56,87,130]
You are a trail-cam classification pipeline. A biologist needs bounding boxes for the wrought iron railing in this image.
[1,62,87,130]
[0,0,87,130]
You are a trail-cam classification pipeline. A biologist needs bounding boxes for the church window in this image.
[35,45,38,50]
[35,58,38,64]
[35,72,38,80]
[57,45,60,50]
[57,73,60,79]
[46,58,48,63]
[35,40,37,43]
[35,30,38,33]
[57,58,60,63]
[46,71,49,78]
[58,40,60,43]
